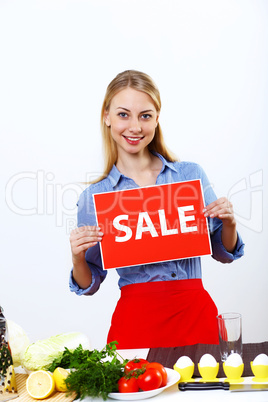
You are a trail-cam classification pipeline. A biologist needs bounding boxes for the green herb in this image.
[48,341,128,400]
[48,344,94,372]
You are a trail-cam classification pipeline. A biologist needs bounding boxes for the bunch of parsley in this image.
[48,341,128,400]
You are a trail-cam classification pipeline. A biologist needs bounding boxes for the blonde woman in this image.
[69,70,244,349]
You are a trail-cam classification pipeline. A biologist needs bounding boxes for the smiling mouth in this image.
[123,136,144,144]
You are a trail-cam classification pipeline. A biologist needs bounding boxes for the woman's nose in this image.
[128,118,142,133]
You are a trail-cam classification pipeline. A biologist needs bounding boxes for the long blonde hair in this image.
[93,70,177,183]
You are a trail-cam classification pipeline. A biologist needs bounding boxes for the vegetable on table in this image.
[118,376,139,393]
[118,359,168,393]
[146,362,168,387]
[21,332,90,371]
[32,341,168,400]
[7,319,30,367]
[124,358,149,374]
[137,368,162,391]
[48,341,128,400]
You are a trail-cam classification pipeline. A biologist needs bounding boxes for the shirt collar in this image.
[107,151,177,188]
[153,151,178,173]
[108,165,122,187]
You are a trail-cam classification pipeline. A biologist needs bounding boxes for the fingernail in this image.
[204,212,208,217]
[98,232,103,236]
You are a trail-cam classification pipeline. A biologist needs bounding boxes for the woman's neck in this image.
[116,149,162,186]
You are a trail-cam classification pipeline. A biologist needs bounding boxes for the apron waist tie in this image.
[121,278,204,295]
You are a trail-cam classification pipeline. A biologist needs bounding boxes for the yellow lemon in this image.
[53,367,69,392]
[26,370,55,399]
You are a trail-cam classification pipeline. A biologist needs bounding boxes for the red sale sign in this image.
[93,179,211,270]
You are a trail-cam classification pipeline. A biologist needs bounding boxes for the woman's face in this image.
[104,87,159,157]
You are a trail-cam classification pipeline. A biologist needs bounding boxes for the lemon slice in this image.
[26,370,55,399]
[53,367,69,392]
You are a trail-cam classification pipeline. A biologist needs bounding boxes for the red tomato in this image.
[137,368,162,391]
[124,358,149,374]
[146,362,168,387]
[118,376,139,393]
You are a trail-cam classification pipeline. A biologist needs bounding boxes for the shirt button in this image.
[171,272,176,278]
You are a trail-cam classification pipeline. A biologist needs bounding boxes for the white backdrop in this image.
[1,0,267,350]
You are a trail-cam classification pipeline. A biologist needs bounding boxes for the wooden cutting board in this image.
[14,374,76,402]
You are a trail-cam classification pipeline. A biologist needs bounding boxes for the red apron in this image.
[107,279,219,349]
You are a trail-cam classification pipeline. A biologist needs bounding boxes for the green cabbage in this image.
[21,332,91,371]
[7,320,30,367]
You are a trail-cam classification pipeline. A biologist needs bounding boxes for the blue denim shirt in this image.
[69,153,244,296]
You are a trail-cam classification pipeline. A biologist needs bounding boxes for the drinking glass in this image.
[217,312,242,362]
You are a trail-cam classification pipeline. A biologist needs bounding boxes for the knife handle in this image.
[179,381,230,391]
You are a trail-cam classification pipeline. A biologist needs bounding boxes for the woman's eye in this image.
[141,114,152,119]
[118,112,128,118]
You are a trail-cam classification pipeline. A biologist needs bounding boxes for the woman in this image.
[69,70,244,349]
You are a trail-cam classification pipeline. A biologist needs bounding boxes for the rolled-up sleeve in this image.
[210,223,245,263]
[69,187,107,296]
[69,267,98,295]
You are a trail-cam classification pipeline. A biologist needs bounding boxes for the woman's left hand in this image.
[204,197,236,227]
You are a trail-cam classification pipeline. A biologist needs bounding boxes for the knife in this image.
[179,381,268,392]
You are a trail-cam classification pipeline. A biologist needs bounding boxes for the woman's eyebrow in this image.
[140,109,154,113]
[116,107,154,113]
[116,107,131,111]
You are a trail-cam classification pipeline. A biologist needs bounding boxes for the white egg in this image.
[253,354,268,366]
[225,353,243,367]
[199,353,217,367]
[175,356,193,369]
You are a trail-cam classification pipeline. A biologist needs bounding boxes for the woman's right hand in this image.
[70,226,103,263]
